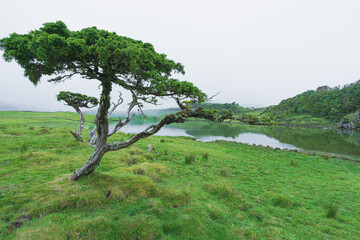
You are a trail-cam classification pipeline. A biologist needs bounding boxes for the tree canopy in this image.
[0,21,206,103]
[57,91,98,108]
[0,21,227,180]
[57,91,98,140]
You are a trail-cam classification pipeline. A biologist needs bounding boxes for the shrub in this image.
[272,195,300,208]
[290,159,298,167]
[185,153,196,164]
[325,202,339,219]
[126,156,143,166]
[202,152,209,160]
[39,128,50,134]
[220,169,230,177]
[20,143,28,152]
[204,181,240,201]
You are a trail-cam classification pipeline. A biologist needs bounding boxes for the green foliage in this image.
[202,152,209,160]
[192,102,252,115]
[221,108,233,119]
[241,113,277,126]
[0,21,207,103]
[264,80,360,122]
[325,202,340,219]
[184,153,196,164]
[20,143,28,152]
[272,195,300,208]
[220,169,230,177]
[57,91,98,108]
[2,112,360,239]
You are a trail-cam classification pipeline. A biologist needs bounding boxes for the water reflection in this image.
[116,120,360,156]
[197,133,301,150]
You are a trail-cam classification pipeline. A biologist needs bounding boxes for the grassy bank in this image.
[1,111,360,239]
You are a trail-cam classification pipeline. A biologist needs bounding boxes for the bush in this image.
[185,153,196,164]
[126,155,143,166]
[290,159,299,167]
[204,181,240,201]
[241,113,277,126]
[325,202,339,219]
[220,169,230,177]
[20,143,28,152]
[38,128,50,134]
[272,195,300,208]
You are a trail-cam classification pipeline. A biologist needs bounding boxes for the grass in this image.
[184,153,196,164]
[0,111,360,239]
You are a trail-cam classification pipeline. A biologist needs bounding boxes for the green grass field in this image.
[1,111,359,239]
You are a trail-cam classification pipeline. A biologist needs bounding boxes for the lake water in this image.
[116,120,360,157]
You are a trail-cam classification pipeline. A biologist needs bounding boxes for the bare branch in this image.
[47,72,78,83]
[106,106,230,152]
[107,94,138,137]
[108,92,123,119]
[207,92,221,101]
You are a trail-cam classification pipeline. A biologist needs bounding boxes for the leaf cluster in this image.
[0,21,206,104]
[57,91,98,108]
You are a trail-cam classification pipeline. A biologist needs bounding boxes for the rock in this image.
[337,121,356,129]
[147,144,153,151]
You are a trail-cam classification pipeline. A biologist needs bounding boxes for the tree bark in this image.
[70,106,85,141]
[70,82,112,181]
[75,106,85,136]
[69,140,107,180]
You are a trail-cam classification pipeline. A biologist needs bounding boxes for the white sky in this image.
[1,0,360,111]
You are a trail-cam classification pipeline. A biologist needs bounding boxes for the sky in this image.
[1,0,360,111]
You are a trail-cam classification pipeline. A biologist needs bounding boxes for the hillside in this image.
[192,102,254,115]
[0,111,360,239]
[263,80,360,124]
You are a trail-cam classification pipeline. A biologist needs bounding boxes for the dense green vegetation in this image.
[263,81,360,123]
[192,102,253,115]
[1,111,360,239]
[172,120,360,157]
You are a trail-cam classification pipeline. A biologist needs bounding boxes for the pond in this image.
[116,120,360,157]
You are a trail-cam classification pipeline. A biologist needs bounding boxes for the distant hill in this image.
[263,80,360,122]
[0,102,17,111]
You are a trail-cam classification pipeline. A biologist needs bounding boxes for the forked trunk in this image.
[70,82,112,181]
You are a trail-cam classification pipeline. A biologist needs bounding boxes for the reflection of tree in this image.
[181,121,248,138]
[260,127,360,156]
[173,120,360,156]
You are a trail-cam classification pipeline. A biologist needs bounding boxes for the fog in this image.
[1,0,360,111]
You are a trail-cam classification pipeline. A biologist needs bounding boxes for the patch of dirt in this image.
[7,214,33,234]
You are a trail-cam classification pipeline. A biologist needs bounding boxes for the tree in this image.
[57,91,98,140]
[0,21,229,180]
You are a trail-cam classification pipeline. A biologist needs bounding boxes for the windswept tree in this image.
[57,91,98,140]
[0,21,229,180]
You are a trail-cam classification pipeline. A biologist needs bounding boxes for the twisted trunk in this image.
[70,82,112,181]
[70,106,85,141]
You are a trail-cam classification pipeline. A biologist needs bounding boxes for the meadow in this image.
[0,111,359,239]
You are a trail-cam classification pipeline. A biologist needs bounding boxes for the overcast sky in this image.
[1,0,360,111]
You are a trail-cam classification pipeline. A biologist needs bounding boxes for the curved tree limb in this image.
[106,102,228,152]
